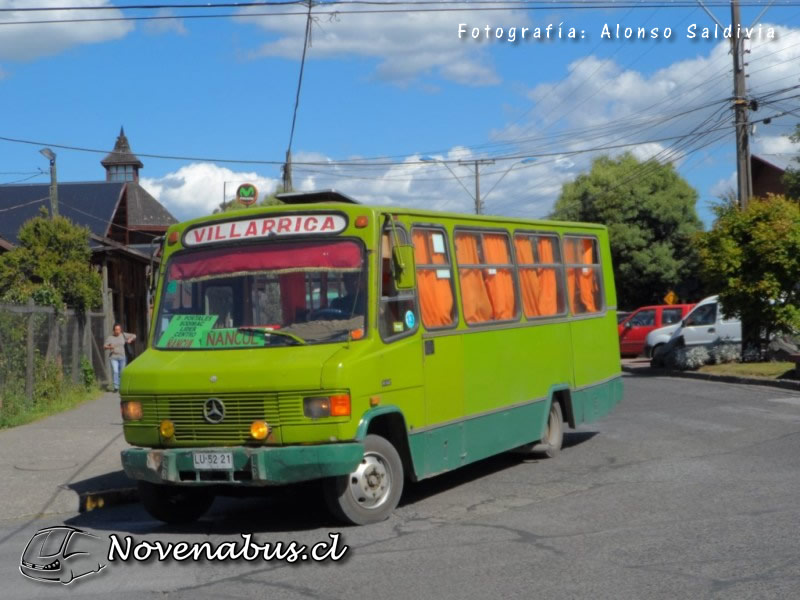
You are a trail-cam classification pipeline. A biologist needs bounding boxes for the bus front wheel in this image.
[137,481,214,524]
[324,434,404,525]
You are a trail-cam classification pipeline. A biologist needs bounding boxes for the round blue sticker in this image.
[404,310,416,329]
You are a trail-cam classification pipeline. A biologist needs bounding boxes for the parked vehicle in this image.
[648,295,742,365]
[618,304,694,357]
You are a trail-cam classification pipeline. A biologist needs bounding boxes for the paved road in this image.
[2,373,800,599]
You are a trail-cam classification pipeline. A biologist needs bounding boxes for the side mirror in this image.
[624,320,633,329]
[392,245,416,290]
[681,318,688,327]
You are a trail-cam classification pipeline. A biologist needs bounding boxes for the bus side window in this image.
[380,228,419,340]
[564,236,603,315]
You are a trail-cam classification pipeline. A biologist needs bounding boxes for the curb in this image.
[78,487,139,513]
[622,364,800,392]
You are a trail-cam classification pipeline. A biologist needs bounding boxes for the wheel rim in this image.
[346,451,392,510]
[545,407,559,445]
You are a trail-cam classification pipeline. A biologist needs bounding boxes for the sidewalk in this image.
[0,392,137,522]
[622,357,800,392]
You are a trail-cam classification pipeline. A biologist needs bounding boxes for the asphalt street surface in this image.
[2,372,800,599]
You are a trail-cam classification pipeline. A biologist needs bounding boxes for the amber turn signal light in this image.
[250,420,269,440]
[354,215,369,228]
[159,420,175,438]
[330,394,351,417]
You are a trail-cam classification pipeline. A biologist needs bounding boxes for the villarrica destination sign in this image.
[184,214,347,246]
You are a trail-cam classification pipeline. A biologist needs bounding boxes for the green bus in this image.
[120,191,622,525]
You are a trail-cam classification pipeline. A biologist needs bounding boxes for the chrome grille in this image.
[143,392,315,443]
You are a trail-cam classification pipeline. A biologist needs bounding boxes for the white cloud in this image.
[710,171,737,200]
[239,5,526,85]
[141,163,279,221]
[480,23,800,215]
[753,134,800,156]
[143,9,187,36]
[0,0,133,61]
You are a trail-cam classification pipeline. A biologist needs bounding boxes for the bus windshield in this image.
[154,239,367,349]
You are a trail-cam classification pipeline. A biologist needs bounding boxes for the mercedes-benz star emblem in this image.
[203,398,225,424]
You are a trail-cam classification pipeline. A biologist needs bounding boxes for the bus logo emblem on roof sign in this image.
[203,398,225,424]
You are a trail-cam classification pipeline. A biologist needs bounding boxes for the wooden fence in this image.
[0,300,109,403]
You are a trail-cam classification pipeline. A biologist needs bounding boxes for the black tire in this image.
[324,434,404,525]
[534,401,564,459]
[137,481,214,524]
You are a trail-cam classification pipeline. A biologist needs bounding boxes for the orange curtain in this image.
[536,238,559,316]
[578,238,598,313]
[455,234,493,323]
[514,236,541,317]
[482,234,516,320]
[413,231,454,328]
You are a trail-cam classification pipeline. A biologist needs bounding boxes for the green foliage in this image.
[696,196,800,341]
[0,208,102,312]
[782,123,800,200]
[80,355,95,390]
[550,153,704,309]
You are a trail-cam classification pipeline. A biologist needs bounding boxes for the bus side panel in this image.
[461,323,572,418]
[408,399,550,480]
[570,375,623,426]
[569,314,621,389]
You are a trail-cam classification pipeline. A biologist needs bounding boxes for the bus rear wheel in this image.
[324,434,404,525]
[137,481,214,524]
[534,401,564,458]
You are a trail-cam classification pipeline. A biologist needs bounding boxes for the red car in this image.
[618,304,695,357]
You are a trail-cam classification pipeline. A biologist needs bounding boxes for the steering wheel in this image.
[307,307,350,321]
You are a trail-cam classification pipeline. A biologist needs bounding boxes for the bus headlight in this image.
[303,394,350,419]
[121,401,143,421]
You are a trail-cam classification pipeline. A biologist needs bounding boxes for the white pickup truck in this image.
[645,295,742,363]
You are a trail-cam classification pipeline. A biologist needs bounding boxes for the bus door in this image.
[411,227,465,473]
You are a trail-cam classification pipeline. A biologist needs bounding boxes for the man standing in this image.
[104,323,136,392]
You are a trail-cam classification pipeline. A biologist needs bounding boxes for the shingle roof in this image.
[0,182,125,245]
[753,154,797,173]
[100,126,144,169]
[126,182,177,228]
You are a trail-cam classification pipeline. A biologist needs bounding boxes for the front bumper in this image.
[121,443,364,486]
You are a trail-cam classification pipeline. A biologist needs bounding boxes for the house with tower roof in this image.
[0,129,177,365]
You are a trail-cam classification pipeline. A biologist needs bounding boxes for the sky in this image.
[0,1,799,228]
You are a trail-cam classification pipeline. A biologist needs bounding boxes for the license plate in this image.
[192,451,233,470]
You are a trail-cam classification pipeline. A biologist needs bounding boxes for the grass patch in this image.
[0,384,102,429]
[698,362,797,379]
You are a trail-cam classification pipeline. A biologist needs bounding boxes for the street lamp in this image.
[39,148,58,219]
[420,155,535,215]
[479,157,537,207]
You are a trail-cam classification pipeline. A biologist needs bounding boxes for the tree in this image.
[0,208,102,312]
[550,153,704,309]
[782,123,800,200]
[696,195,800,357]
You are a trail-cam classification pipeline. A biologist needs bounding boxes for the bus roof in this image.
[174,192,608,233]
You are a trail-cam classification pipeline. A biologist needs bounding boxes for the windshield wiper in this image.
[236,326,306,345]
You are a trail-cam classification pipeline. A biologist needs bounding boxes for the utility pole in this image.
[458,159,495,214]
[731,0,753,209]
[282,150,293,193]
[39,148,58,219]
